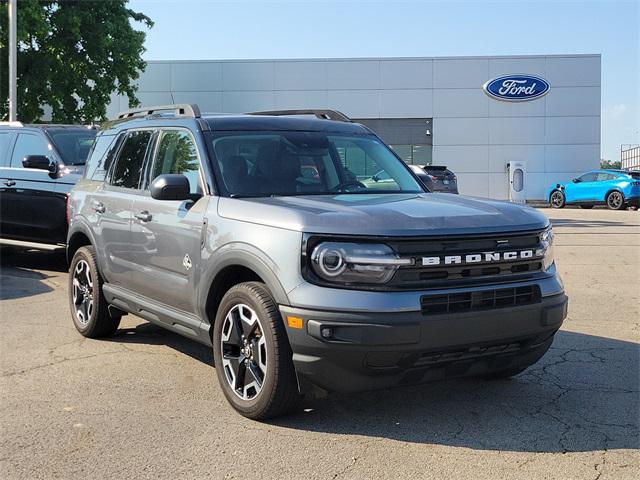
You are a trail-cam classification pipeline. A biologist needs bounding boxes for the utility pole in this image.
[8,0,17,121]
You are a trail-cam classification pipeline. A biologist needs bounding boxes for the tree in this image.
[0,0,152,123]
[601,159,622,169]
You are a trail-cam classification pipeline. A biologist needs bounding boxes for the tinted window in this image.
[596,173,616,181]
[48,130,96,165]
[110,130,153,189]
[578,172,598,182]
[84,134,118,181]
[0,132,11,166]
[10,133,51,168]
[150,130,201,194]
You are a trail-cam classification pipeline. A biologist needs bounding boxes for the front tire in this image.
[549,190,565,208]
[212,282,300,420]
[68,246,121,338]
[606,191,626,210]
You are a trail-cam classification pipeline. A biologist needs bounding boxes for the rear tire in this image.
[212,282,301,420]
[68,246,121,338]
[549,190,565,209]
[606,191,626,210]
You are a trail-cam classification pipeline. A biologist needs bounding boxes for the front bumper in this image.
[280,292,567,393]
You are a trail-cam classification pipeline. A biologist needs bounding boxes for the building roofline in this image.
[143,54,602,64]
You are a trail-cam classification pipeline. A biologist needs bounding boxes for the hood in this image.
[218,193,549,237]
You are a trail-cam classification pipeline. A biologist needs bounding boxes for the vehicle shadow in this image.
[271,331,639,452]
[0,247,66,300]
[107,323,639,453]
[550,218,638,228]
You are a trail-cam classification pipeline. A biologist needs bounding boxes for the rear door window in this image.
[10,133,51,168]
[109,130,154,189]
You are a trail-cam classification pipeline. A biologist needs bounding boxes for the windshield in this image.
[207,131,423,197]
[48,129,96,165]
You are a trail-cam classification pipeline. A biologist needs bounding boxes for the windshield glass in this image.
[207,131,423,197]
[49,129,96,165]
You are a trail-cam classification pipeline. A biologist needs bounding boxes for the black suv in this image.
[0,122,97,245]
[410,165,459,193]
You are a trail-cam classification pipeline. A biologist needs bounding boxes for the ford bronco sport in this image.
[67,104,567,419]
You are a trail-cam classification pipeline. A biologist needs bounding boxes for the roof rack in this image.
[248,109,352,123]
[115,104,201,120]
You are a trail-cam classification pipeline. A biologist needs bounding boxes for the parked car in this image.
[67,105,566,420]
[547,169,640,210]
[0,122,97,245]
[410,165,459,193]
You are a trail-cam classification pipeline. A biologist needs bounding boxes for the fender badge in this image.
[182,254,192,271]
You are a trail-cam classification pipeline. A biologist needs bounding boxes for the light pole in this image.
[8,0,17,121]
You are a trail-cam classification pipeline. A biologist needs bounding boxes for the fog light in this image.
[321,327,333,339]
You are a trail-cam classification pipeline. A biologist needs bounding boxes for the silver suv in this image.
[67,104,567,419]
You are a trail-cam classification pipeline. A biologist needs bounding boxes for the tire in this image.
[212,282,301,420]
[606,191,626,210]
[68,246,121,338]
[479,366,528,380]
[579,204,594,209]
[549,190,565,209]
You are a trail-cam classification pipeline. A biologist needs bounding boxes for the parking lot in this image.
[0,207,638,480]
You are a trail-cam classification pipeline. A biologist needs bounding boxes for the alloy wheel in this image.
[220,303,267,400]
[72,259,94,325]
[608,192,623,210]
[550,191,564,208]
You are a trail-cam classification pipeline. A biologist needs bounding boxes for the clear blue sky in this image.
[129,0,639,161]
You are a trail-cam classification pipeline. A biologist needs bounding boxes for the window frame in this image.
[142,127,206,196]
[105,128,157,192]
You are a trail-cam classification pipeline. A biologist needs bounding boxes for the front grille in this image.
[420,285,541,315]
[387,230,545,289]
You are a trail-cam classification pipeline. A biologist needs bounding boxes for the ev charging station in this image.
[507,161,527,203]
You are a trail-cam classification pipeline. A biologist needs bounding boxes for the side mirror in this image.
[372,174,379,182]
[150,174,191,201]
[23,155,58,174]
[572,178,580,183]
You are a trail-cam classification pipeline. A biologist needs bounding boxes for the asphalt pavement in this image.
[0,207,638,479]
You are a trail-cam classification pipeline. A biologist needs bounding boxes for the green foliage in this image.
[601,159,622,169]
[0,0,152,123]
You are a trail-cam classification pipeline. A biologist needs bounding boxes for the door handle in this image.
[134,211,152,222]
[92,201,106,214]
[3,180,16,187]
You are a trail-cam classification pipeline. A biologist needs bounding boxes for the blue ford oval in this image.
[483,75,550,102]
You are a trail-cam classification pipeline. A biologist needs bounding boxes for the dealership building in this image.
[107,54,601,201]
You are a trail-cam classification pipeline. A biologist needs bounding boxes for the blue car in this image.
[548,169,640,210]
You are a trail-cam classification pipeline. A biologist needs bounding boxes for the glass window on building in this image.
[389,144,432,165]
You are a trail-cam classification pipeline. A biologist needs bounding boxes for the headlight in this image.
[310,242,412,285]
[539,225,555,271]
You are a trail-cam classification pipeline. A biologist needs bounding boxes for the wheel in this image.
[68,246,121,338]
[212,282,301,420]
[549,190,565,208]
[579,204,594,209]
[606,191,626,210]
[479,366,528,380]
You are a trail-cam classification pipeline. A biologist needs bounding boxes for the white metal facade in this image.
[107,54,601,201]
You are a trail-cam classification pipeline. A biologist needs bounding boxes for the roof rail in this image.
[248,109,352,122]
[0,121,24,127]
[115,104,201,120]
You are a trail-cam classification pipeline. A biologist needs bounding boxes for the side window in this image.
[0,132,11,166]
[84,134,117,181]
[578,172,597,182]
[10,133,51,168]
[150,130,201,194]
[109,130,153,189]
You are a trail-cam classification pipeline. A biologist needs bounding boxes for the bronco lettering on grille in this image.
[421,249,543,267]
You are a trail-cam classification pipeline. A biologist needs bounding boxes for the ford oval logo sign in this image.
[483,75,550,102]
